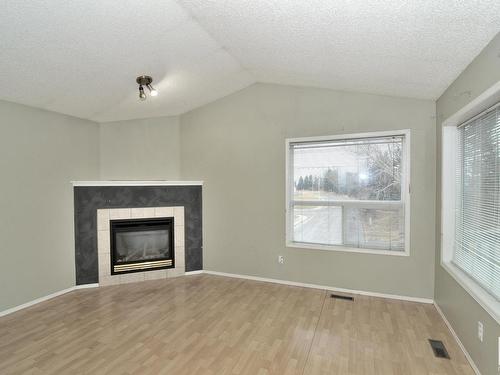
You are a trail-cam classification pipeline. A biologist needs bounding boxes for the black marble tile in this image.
[74,185,202,285]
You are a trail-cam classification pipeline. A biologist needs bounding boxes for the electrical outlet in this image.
[477,321,483,342]
[278,255,284,264]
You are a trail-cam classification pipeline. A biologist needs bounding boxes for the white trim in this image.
[285,137,292,253]
[402,130,411,255]
[203,270,433,304]
[285,129,411,255]
[442,80,500,128]
[71,180,204,187]
[440,81,500,324]
[0,287,75,317]
[185,270,204,275]
[288,199,402,208]
[286,129,411,144]
[441,126,457,266]
[434,302,481,375]
[441,262,500,324]
[74,283,99,289]
[286,241,408,256]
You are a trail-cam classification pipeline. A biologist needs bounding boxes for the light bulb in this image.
[139,86,146,101]
[147,84,158,97]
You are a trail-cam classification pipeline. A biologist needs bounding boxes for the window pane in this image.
[292,137,403,202]
[344,207,404,251]
[454,105,500,300]
[288,133,407,253]
[293,205,342,245]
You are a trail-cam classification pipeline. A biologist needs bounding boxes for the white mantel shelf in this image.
[71,180,204,187]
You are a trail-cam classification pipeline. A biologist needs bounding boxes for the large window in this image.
[286,130,410,255]
[442,99,500,321]
[454,104,500,301]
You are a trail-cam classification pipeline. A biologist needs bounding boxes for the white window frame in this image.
[441,81,500,324]
[285,129,411,256]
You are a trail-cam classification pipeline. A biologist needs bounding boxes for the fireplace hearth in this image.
[110,217,175,275]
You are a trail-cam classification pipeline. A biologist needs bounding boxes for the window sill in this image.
[441,260,500,324]
[286,241,409,256]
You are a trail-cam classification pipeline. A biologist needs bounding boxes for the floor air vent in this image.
[330,294,354,301]
[428,339,450,359]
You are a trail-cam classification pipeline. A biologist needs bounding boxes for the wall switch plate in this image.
[278,255,284,264]
[477,321,483,342]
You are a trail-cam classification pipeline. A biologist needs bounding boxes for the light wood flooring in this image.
[0,274,473,375]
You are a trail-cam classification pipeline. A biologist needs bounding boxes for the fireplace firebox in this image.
[110,217,175,275]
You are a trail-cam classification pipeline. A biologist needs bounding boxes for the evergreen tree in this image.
[297,176,304,190]
[323,168,339,193]
[313,176,320,191]
[304,175,311,190]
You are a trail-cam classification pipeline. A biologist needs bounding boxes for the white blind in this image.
[454,104,500,300]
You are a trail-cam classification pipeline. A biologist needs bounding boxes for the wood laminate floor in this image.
[0,275,473,375]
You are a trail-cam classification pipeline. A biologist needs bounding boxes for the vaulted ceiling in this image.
[1,1,499,122]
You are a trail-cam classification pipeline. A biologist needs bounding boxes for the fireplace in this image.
[110,217,175,275]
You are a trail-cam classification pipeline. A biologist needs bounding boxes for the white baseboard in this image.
[434,303,481,375]
[203,270,434,304]
[0,283,99,318]
[74,283,99,289]
[0,287,75,317]
[185,270,204,275]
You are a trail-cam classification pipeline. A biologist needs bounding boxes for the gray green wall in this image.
[180,83,436,299]
[0,100,99,311]
[99,116,181,180]
[436,32,500,375]
[0,106,181,312]
[3,32,498,371]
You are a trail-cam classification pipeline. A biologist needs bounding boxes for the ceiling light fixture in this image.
[136,75,158,100]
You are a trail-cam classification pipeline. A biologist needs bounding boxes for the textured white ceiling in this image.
[0,0,253,122]
[179,0,500,99]
[1,1,499,122]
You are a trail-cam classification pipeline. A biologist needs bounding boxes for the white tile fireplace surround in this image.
[97,206,185,286]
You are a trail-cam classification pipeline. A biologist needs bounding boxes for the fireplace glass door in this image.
[110,217,174,274]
